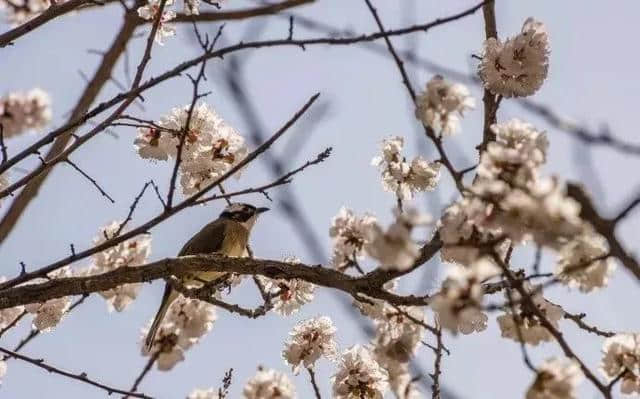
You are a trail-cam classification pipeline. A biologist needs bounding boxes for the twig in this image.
[478,0,499,153]
[0,125,7,163]
[429,323,444,399]
[0,346,152,399]
[563,311,615,338]
[116,181,152,236]
[123,353,158,399]
[65,159,115,203]
[307,367,322,399]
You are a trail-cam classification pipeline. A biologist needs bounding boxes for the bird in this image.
[144,202,269,350]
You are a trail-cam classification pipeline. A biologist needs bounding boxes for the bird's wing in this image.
[178,220,227,256]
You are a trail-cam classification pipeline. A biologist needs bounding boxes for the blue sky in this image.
[2,1,640,398]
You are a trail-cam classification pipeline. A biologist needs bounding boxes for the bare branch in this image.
[0,346,152,399]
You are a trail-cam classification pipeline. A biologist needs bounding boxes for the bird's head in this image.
[219,203,269,230]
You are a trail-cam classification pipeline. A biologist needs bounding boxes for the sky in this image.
[2,0,640,398]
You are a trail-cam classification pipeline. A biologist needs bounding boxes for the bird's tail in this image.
[144,286,177,351]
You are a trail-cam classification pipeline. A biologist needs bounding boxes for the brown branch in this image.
[0,254,431,310]
[0,309,26,338]
[0,346,152,398]
[429,324,444,399]
[478,0,499,153]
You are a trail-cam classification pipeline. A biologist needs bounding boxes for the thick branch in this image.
[0,254,430,309]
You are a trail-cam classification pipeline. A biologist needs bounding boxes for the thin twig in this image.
[123,353,158,399]
[65,159,115,203]
[0,346,152,399]
[307,367,322,399]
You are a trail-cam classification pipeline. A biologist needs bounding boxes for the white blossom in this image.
[141,295,216,370]
[477,119,548,187]
[526,357,583,399]
[431,259,499,334]
[243,367,296,399]
[365,207,430,271]
[258,257,314,316]
[497,283,564,345]
[600,333,640,395]
[282,316,337,373]
[332,345,389,399]
[0,173,8,207]
[415,75,475,135]
[371,136,440,201]
[187,388,221,399]
[0,0,58,25]
[329,207,377,271]
[137,0,177,45]
[135,103,248,196]
[24,267,72,332]
[0,88,51,138]
[183,0,200,15]
[470,178,584,249]
[478,18,550,97]
[437,199,506,266]
[84,221,151,312]
[555,234,615,293]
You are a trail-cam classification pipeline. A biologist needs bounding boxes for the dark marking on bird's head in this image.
[219,203,269,223]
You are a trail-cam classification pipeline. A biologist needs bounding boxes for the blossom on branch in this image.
[497,283,564,346]
[479,18,550,97]
[329,207,377,272]
[141,295,216,370]
[258,256,315,316]
[332,345,389,399]
[282,316,337,373]
[0,0,60,26]
[365,207,431,271]
[555,233,615,293]
[600,333,640,395]
[187,388,221,399]
[137,0,177,45]
[23,267,72,332]
[134,102,248,196]
[431,259,499,335]
[371,136,440,201]
[83,221,152,312]
[415,75,475,135]
[243,367,296,399]
[0,88,51,138]
[0,278,24,330]
[526,357,583,399]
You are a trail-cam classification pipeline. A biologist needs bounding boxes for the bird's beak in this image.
[256,207,270,214]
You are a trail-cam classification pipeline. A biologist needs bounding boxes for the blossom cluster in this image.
[141,294,216,370]
[330,206,430,272]
[0,88,51,138]
[415,75,475,135]
[23,267,73,332]
[282,316,337,373]
[81,221,152,312]
[600,333,640,395]
[243,367,296,399]
[134,102,248,196]
[497,282,565,346]
[371,136,440,201]
[526,357,583,399]
[0,0,60,26]
[431,258,499,335]
[479,18,550,97]
[258,256,315,316]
